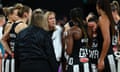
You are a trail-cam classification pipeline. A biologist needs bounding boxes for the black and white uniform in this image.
[79,37,99,72]
[65,23,101,72]
[88,33,100,72]
[66,36,95,72]
[113,20,120,72]
[66,36,82,72]
[99,26,117,72]
[2,21,22,72]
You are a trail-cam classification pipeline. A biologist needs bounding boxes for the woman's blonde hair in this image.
[14,3,24,9]
[110,0,120,15]
[30,8,49,31]
[3,6,14,17]
[43,11,56,30]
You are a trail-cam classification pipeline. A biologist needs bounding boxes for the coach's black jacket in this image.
[14,25,58,72]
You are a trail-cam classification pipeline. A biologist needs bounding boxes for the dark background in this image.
[1,0,120,19]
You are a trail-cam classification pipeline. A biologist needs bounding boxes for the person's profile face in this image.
[48,14,56,28]
[12,9,19,21]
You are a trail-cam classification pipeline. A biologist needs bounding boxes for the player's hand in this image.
[11,53,14,58]
[98,59,104,72]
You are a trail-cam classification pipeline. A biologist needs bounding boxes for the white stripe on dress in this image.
[107,54,116,72]
[11,58,14,72]
[117,59,120,72]
[91,64,97,72]
[5,59,10,72]
[73,64,79,72]
[2,58,5,72]
[84,63,89,72]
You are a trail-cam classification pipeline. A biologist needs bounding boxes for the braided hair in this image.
[70,8,88,47]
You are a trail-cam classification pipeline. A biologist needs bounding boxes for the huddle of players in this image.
[63,0,120,72]
[0,0,120,72]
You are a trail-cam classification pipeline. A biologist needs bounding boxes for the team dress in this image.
[2,21,22,72]
[100,26,117,72]
[65,24,99,72]
[113,20,120,72]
